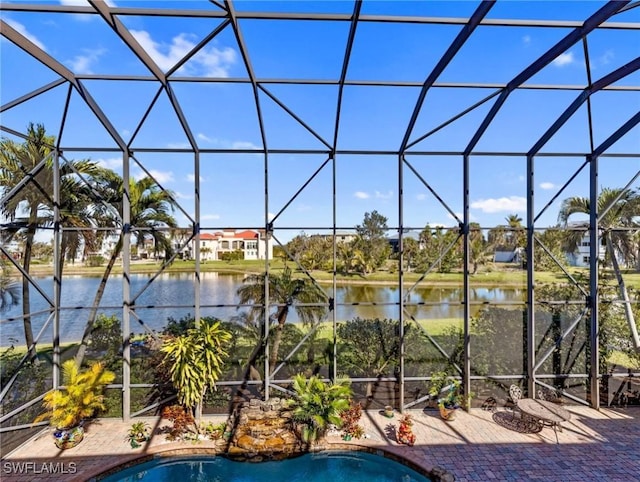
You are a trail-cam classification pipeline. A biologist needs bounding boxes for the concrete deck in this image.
[2,406,639,481]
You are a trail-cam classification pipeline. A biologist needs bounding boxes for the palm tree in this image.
[505,213,525,250]
[1,125,53,360]
[558,187,640,349]
[236,265,328,374]
[1,124,102,360]
[469,223,492,274]
[74,174,178,366]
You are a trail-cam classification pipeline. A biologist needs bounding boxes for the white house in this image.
[566,232,606,267]
[197,230,272,261]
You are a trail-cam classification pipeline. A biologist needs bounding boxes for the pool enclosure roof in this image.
[1,1,639,417]
[1,1,639,160]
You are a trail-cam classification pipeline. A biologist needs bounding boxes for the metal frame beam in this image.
[400,1,494,152]
[2,0,639,433]
[465,1,630,155]
[3,3,639,30]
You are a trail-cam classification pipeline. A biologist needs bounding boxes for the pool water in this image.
[100,451,432,482]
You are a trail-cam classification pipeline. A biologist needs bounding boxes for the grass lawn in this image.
[25,259,640,289]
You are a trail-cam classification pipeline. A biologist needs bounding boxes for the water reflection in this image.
[1,272,523,344]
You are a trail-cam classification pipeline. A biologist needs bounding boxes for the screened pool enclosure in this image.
[1,0,639,450]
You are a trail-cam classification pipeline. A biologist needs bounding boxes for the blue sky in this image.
[1,0,639,242]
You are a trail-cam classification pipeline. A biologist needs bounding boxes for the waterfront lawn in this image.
[24,260,640,289]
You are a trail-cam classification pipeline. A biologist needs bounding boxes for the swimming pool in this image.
[100,451,432,481]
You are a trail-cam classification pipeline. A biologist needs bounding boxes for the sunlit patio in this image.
[2,406,639,481]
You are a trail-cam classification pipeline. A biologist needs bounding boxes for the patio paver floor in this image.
[2,406,638,481]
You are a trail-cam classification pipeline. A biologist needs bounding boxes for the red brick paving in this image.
[2,406,639,481]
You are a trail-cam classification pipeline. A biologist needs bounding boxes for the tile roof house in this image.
[197,230,272,261]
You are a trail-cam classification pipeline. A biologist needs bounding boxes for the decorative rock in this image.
[223,399,304,462]
[264,436,286,451]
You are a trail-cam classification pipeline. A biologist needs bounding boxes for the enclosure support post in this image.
[398,153,405,412]
[589,154,600,409]
[194,152,201,325]
[526,155,535,397]
[263,149,270,402]
[52,150,61,390]
[462,154,471,408]
[122,150,131,422]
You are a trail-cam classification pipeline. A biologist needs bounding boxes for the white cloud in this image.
[196,134,260,151]
[193,45,237,77]
[65,48,106,74]
[539,182,556,190]
[598,49,614,66]
[231,141,260,150]
[416,193,427,201]
[201,214,220,220]
[186,173,206,182]
[267,212,275,221]
[95,157,122,170]
[167,142,191,149]
[175,191,194,200]
[5,19,46,51]
[133,169,174,183]
[59,0,116,22]
[131,30,236,77]
[552,52,575,67]
[375,190,393,199]
[470,196,526,213]
[354,191,370,199]
[589,49,616,70]
[147,169,174,183]
[197,133,214,143]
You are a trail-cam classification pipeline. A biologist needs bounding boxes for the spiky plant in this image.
[160,318,231,418]
[34,360,115,429]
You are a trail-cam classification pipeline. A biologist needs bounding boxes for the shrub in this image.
[289,374,352,443]
[340,401,364,439]
[161,404,195,440]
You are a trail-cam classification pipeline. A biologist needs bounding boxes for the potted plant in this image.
[397,414,416,446]
[429,371,463,421]
[126,421,151,448]
[383,405,394,418]
[289,374,352,443]
[34,360,115,449]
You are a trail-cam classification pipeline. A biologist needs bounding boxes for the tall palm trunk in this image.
[74,237,122,366]
[269,305,289,372]
[605,235,640,350]
[21,215,37,361]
